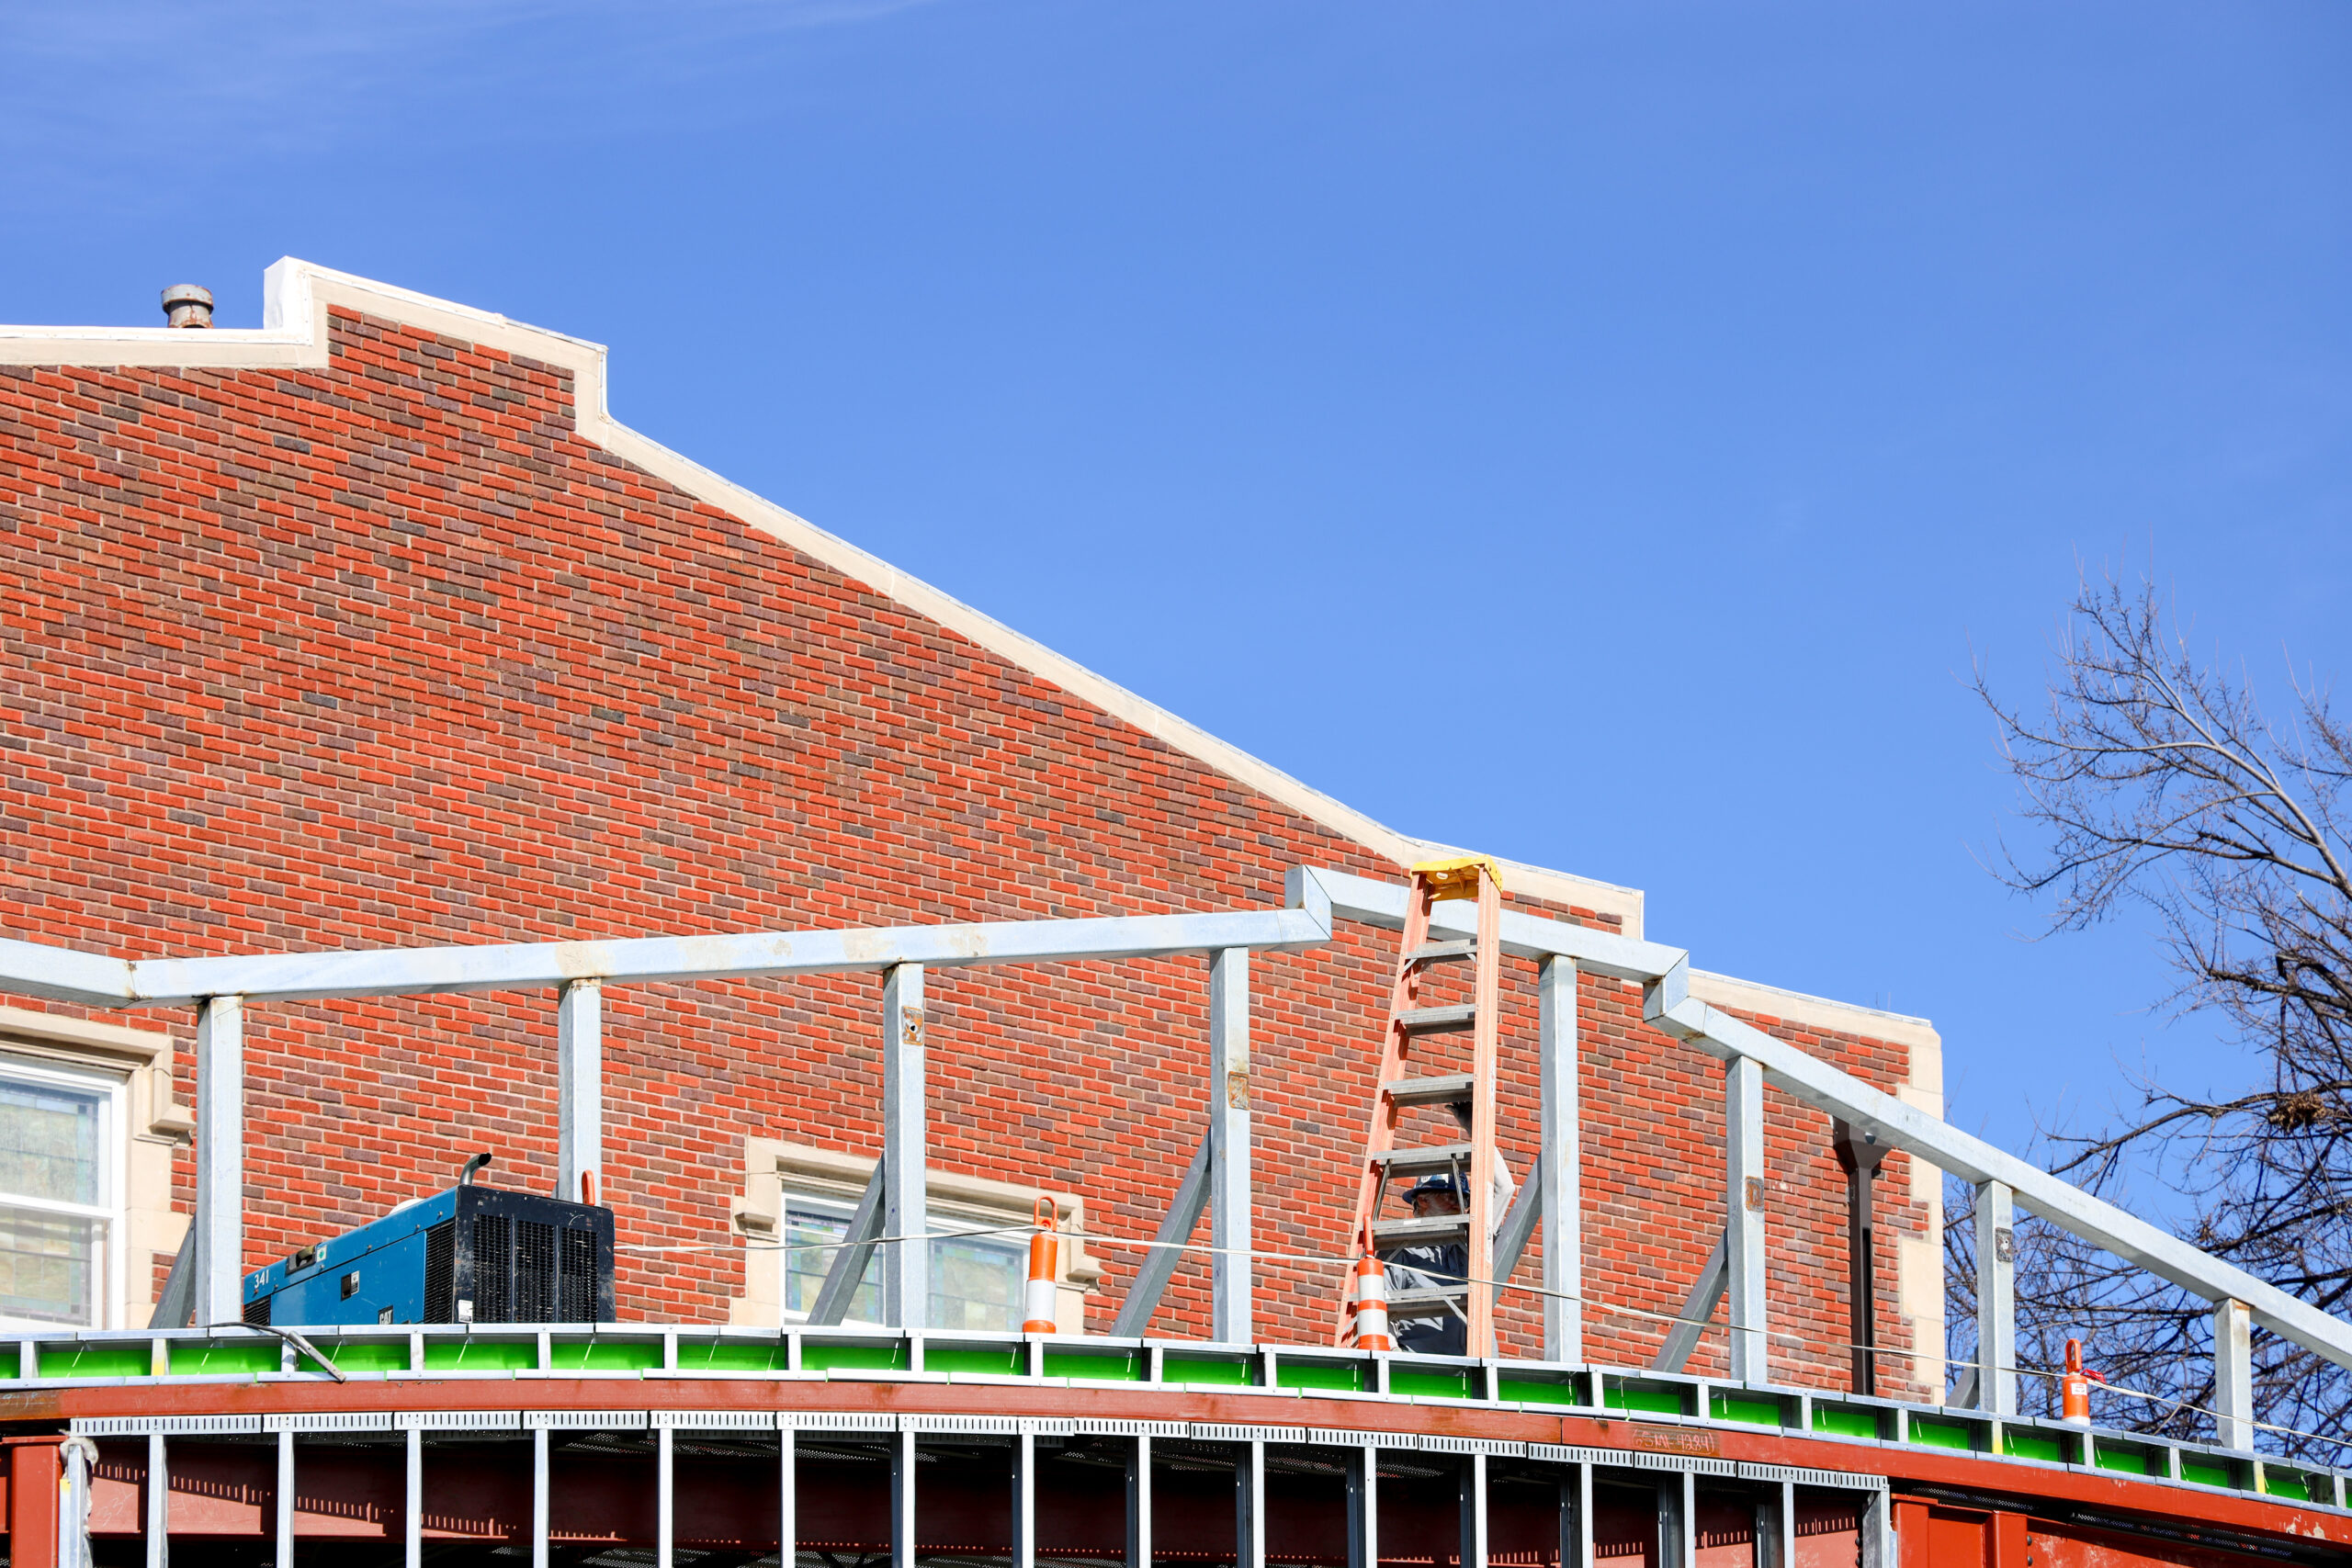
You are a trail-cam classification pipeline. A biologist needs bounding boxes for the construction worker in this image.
[1381,1162,1513,1357]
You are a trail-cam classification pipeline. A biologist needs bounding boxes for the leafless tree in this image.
[1965,565,2350,1463]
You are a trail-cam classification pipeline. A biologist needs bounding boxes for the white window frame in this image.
[0,1052,126,1333]
[0,1005,191,1333]
[728,1138,1102,1333]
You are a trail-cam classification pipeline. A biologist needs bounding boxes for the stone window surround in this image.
[729,1137,1103,1335]
[0,1005,192,1331]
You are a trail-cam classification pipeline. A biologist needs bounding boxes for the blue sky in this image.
[4,2,2347,1168]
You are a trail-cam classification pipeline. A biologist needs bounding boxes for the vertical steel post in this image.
[1656,1470,1693,1568]
[1973,1179,2017,1415]
[1832,1121,1886,1395]
[780,1425,797,1566]
[145,1433,167,1568]
[1346,1445,1377,1568]
[1458,1452,1487,1568]
[404,1427,424,1568]
[195,995,245,1327]
[891,1427,917,1568]
[1207,948,1252,1343]
[276,1430,295,1567]
[2214,1298,2255,1450]
[1234,1438,1264,1568]
[1755,1479,1793,1568]
[882,964,929,1330]
[1125,1434,1151,1568]
[556,978,603,1204]
[1724,1055,1768,1382]
[1012,1427,1037,1568]
[533,1427,550,1568]
[1860,1488,1892,1568]
[1562,1462,1592,1568]
[656,1425,674,1568]
[1539,956,1583,1363]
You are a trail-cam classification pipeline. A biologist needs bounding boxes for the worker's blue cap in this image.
[1406,1174,1464,1201]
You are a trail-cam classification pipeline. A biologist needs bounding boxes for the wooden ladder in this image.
[1336,854,1506,1351]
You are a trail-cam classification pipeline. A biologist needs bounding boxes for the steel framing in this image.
[1288,865,2352,1406]
[6,863,2348,1468]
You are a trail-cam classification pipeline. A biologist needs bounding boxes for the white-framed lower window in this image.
[0,1055,124,1330]
[778,1190,1031,1332]
[729,1138,1101,1333]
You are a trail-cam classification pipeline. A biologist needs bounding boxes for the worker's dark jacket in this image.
[1380,1243,1468,1358]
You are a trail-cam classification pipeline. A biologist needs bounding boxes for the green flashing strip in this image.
[1604,1381,1685,1417]
[676,1339,795,1373]
[1811,1404,1879,1439]
[313,1340,412,1374]
[925,1346,1023,1377]
[166,1340,281,1376]
[1163,1353,1254,1387]
[1905,1416,1975,1452]
[423,1339,539,1372]
[1710,1393,1782,1427]
[548,1338,666,1372]
[2261,1468,2312,1502]
[2179,1455,2235,1488]
[1276,1358,1367,1393]
[1501,1375,1584,1407]
[2093,1442,2154,1476]
[39,1344,150,1381]
[801,1340,910,1373]
[1045,1348,1145,1382]
[1391,1367,1477,1401]
[2000,1427,2068,1464]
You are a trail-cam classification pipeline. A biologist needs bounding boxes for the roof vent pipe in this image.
[161,285,214,329]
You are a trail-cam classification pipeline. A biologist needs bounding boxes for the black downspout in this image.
[1832,1120,1887,1396]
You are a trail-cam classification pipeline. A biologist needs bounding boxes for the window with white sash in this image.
[0,1056,123,1330]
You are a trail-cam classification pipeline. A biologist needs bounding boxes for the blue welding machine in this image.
[242,1156,615,1328]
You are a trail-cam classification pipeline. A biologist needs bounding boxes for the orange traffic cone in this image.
[2061,1337,2098,1424]
[1351,1253,1393,1351]
[1023,1198,1059,1334]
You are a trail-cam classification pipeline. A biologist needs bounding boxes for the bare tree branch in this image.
[1962,565,2352,1461]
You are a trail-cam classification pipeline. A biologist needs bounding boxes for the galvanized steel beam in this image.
[1652,1232,1727,1374]
[1973,1179,2016,1416]
[1289,867,1682,981]
[1644,975,2352,1372]
[882,964,928,1331]
[2214,1298,2254,1450]
[557,978,602,1205]
[1111,1131,1211,1338]
[0,936,135,1009]
[807,1162,887,1326]
[1207,949,1252,1344]
[1539,955,1582,1364]
[1724,1056,1768,1382]
[195,997,244,1329]
[116,906,1329,1006]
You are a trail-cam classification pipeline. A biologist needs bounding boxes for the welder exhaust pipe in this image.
[458,1152,492,1187]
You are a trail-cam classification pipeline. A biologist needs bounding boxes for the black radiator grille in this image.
[243,1294,271,1327]
[517,1219,556,1321]
[471,1213,511,1322]
[560,1230,596,1323]
[424,1219,456,1323]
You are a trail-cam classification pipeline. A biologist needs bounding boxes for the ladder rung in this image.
[1370,1144,1474,1179]
[1381,1074,1474,1110]
[1372,1215,1471,1249]
[1407,940,1476,965]
[1396,1004,1476,1035]
[1386,1285,1469,1321]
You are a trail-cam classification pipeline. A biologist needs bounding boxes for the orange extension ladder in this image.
[1335,854,1508,1353]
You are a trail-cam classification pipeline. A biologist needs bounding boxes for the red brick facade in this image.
[0,280,1939,1397]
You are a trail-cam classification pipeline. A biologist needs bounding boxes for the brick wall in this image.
[0,306,1936,1397]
